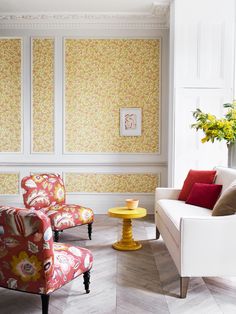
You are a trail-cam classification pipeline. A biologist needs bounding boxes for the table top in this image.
[108,207,147,219]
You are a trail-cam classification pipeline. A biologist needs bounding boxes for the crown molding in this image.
[0,5,169,29]
[0,161,167,167]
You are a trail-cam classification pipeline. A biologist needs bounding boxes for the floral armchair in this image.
[21,174,94,242]
[0,206,93,314]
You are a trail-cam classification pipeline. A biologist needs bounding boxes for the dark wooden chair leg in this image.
[180,276,189,298]
[41,294,50,314]
[88,223,93,240]
[83,270,91,293]
[156,226,160,239]
[54,230,59,242]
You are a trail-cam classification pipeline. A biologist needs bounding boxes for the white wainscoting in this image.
[0,15,169,212]
[0,163,167,214]
[169,0,235,186]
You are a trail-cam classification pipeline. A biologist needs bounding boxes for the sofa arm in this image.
[155,187,181,201]
[180,215,236,277]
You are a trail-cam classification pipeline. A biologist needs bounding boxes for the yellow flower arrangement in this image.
[191,101,236,144]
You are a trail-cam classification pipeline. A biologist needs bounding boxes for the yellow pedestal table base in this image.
[108,207,147,251]
[112,218,142,251]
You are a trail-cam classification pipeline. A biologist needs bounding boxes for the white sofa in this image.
[155,166,236,298]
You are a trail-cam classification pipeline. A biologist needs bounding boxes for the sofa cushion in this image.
[178,170,216,201]
[186,183,222,209]
[156,200,212,246]
[212,185,236,216]
[214,166,236,193]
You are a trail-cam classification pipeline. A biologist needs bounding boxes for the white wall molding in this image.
[0,24,169,210]
[0,161,167,167]
[0,193,156,214]
[0,7,170,30]
[30,36,56,154]
[169,0,235,187]
[0,37,24,154]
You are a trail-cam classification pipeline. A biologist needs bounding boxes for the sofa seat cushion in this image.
[46,243,93,294]
[156,200,212,246]
[43,204,94,231]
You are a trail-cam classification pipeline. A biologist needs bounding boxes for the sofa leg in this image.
[41,294,50,314]
[180,277,189,298]
[156,226,160,239]
[83,270,91,293]
[88,223,93,240]
[54,231,59,242]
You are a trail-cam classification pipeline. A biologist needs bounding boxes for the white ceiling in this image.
[0,0,165,14]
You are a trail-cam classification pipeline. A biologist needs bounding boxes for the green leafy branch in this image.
[191,101,236,144]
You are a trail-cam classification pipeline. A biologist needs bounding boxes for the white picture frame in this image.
[120,108,142,136]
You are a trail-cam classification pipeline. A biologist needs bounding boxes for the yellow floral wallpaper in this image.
[0,39,21,152]
[65,39,160,153]
[32,38,54,152]
[65,173,159,193]
[0,173,19,194]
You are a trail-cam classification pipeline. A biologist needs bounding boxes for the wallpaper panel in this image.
[32,38,54,152]
[65,39,160,153]
[0,173,19,195]
[0,39,21,152]
[65,173,159,193]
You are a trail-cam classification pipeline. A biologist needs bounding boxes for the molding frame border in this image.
[0,37,23,154]
[63,37,162,154]
[0,171,20,196]
[30,36,56,154]
[0,5,170,30]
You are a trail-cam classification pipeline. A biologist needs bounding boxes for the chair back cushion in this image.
[21,173,66,210]
[0,206,54,294]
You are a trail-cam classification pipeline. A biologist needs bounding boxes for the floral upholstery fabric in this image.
[21,174,66,210]
[43,204,94,231]
[0,206,93,295]
[21,174,94,234]
[50,242,92,293]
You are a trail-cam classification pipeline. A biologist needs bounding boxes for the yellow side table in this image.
[108,207,147,251]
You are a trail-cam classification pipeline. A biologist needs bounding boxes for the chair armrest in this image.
[155,187,181,201]
[180,215,236,276]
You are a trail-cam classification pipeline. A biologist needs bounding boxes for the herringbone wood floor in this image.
[1,215,236,314]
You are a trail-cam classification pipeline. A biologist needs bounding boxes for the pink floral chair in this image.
[0,206,93,314]
[21,174,94,242]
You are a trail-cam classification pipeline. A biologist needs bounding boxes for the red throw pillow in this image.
[186,183,222,209]
[178,169,217,201]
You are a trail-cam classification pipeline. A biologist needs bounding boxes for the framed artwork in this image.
[120,108,142,136]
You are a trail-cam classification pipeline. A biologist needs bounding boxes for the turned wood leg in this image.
[156,226,160,239]
[88,223,93,240]
[180,276,189,298]
[122,219,133,243]
[41,295,50,314]
[83,270,91,294]
[54,230,59,242]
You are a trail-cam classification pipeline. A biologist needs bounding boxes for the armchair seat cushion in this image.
[43,204,94,231]
[46,243,93,294]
